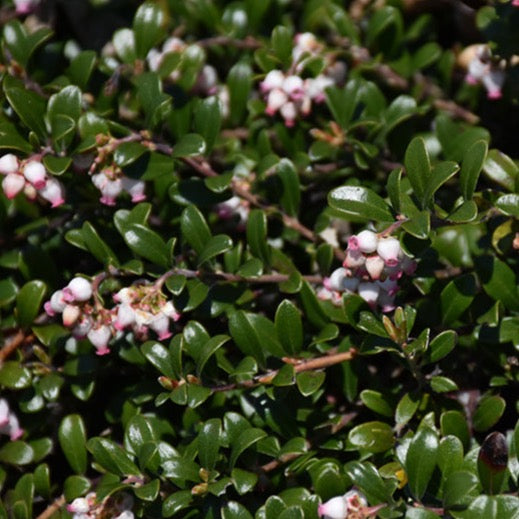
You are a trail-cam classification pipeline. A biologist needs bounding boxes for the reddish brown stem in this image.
[36,496,66,519]
[0,330,26,364]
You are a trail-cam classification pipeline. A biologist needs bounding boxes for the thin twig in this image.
[36,495,66,519]
[0,330,26,364]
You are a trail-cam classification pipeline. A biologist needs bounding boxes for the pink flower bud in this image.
[356,230,378,253]
[265,88,288,115]
[260,70,284,92]
[8,415,24,441]
[39,177,65,207]
[513,0,519,6]
[0,400,9,426]
[483,69,505,100]
[358,281,380,306]
[121,177,146,202]
[87,325,112,355]
[318,496,348,519]
[67,277,93,302]
[100,178,123,206]
[378,291,396,313]
[0,154,19,175]
[317,287,334,301]
[62,304,81,327]
[14,0,39,14]
[343,248,365,269]
[377,237,401,267]
[377,278,399,296]
[23,161,47,189]
[280,102,297,127]
[162,301,181,322]
[283,75,305,100]
[2,173,25,199]
[45,290,67,315]
[67,497,90,514]
[365,255,385,280]
[114,304,136,330]
[149,313,172,340]
[23,183,37,200]
[327,268,347,291]
[72,315,93,339]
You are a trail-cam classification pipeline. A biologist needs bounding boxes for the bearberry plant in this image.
[0,1,519,518]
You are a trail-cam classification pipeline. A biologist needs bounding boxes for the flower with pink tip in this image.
[318,496,348,519]
[0,399,24,441]
[88,325,112,355]
[260,70,285,93]
[265,88,288,115]
[39,177,65,207]
[376,237,401,267]
[66,277,93,302]
[2,173,25,199]
[0,154,19,175]
[23,161,47,189]
[121,177,146,202]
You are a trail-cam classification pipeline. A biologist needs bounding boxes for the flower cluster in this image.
[260,33,346,126]
[463,45,505,100]
[0,399,24,441]
[91,165,146,206]
[0,154,65,207]
[67,492,134,519]
[318,230,416,312]
[44,277,181,355]
[318,490,373,519]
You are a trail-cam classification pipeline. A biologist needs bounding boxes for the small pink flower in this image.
[365,255,385,280]
[122,177,146,202]
[326,268,347,291]
[513,0,519,6]
[265,88,288,115]
[343,248,365,269]
[318,496,348,519]
[149,313,172,341]
[0,400,9,426]
[260,70,284,92]
[377,237,401,267]
[62,304,81,327]
[88,325,112,355]
[67,497,90,514]
[2,173,25,199]
[39,177,65,207]
[162,301,181,322]
[67,277,93,302]
[283,75,305,100]
[23,161,47,189]
[280,102,297,127]
[72,315,93,339]
[356,230,379,253]
[358,281,380,306]
[0,154,19,175]
[114,303,136,330]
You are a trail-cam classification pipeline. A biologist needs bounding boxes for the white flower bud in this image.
[0,399,10,426]
[121,177,146,202]
[358,282,380,305]
[0,154,19,175]
[327,268,347,291]
[162,301,181,322]
[356,230,379,253]
[318,496,348,519]
[376,237,401,266]
[45,290,67,315]
[149,312,172,340]
[2,173,25,199]
[283,75,304,99]
[343,248,365,269]
[6,413,24,441]
[162,37,185,54]
[114,512,134,519]
[261,70,284,92]
[280,101,298,127]
[265,88,288,115]
[67,497,90,514]
[114,303,136,330]
[87,325,112,355]
[365,255,385,280]
[72,315,93,339]
[343,277,359,293]
[483,68,505,100]
[23,161,47,189]
[39,177,65,207]
[62,304,81,327]
[67,277,93,302]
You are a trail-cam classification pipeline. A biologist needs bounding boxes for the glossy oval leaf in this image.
[328,186,393,222]
[58,415,87,474]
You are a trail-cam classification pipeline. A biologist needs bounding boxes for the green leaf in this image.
[440,411,470,452]
[275,299,303,355]
[122,223,169,268]
[328,185,393,222]
[430,376,458,393]
[141,341,175,378]
[58,415,87,474]
[246,209,271,264]
[422,161,459,207]
[426,330,457,363]
[4,76,47,140]
[134,479,160,501]
[348,421,394,453]
[81,222,119,266]
[299,281,329,329]
[441,274,477,325]
[222,501,254,519]
[0,442,34,465]
[66,50,97,89]
[325,80,362,129]
[162,490,192,517]
[133,2,166,58]
[438,435,464,479]
[230,428,267,468]
[194,97,222,153]
[3,21,52,68]
[198,418,221,470]
[180,205,212,255]
[124,416,156,456]
[442,471,479,510]
[271,25,293,68]
[405,509,441,519]
[113,142,147,167]
[172,133,206,158]
[344,460,392,504]
[395,392,420,426]
[412,42,441,69]
[197,335,230,375]
[47,85,82,124]
[382,95,417,136]
[478,432,508,495]
[460,140,487,200]
[86,437,141,476]
[473,395,506,432]
[404,137,430,207]
[0,278,17,307]
[197,234,233,266]
[42,155,71,176]
[296,371,325,397]
[447,200,478,223]
[277,159,300,216]
[16,280,46,328]
[232,468,258,495]
[0,119,32,153]
[227,62,252,126]
[405,427,439,500]
[477,256,519,311]
[483,149,518,192]
[360,390,394,417]
[136,72,171,128]
[495,194,519,217]
[386,168,403,214]
[0,361,31,389]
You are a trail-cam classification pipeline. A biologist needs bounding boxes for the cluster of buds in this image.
[318,490,382,518]
[44,277,181,355]
[0,399,24,441]
[260,33,346,126]
[0,154,65,207]
[319,230,416,312]
[461,44,506,100]
[91,165,146,206]
[67,492,134,519]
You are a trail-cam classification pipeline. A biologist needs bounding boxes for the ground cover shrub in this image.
[0,0,519,517]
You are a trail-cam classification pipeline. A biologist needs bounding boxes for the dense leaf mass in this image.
[0,1,519,518]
